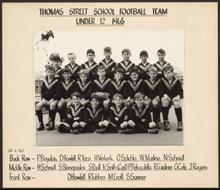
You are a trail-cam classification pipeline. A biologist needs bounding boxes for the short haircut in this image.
[130,66,140,75]
[79,68,88,76]
[163,64,174,72]
[148,65,158,73]
[61,68,71,74]
[134,92,145,100]
[45,64,55,72]
[71,91,82,98]
[49,52,64,62]
[113,93,123,100]
[87,49,95,55]
[68,52,76,57]
[157,48,166,55]
[104,46,111,52]
[90,93,102,101]
[122,48,131,55]
[140,50,148,58]
[97,64,106,71]
[114,67,124,75]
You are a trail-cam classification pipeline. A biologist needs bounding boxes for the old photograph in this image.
[3,1,218,188]
[34,30,184,146]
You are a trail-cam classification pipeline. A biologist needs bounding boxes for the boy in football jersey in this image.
[35,65,60,131]
[65,52,80,80]
[84,93,109,133]
[81,49,98,80]
[99,47,117,79]
[57,68,76,121]
[74,69,93,107]
[58,92,86,134]
[153,49,170,79]
[132,92,158,134]
[126,67,145,106]
[143,65,161,128]
[109,93,136,134]
[108,67,128,99]
[137,50,151,80]
[118,49,136,80]
[90,65,111,110]
[160,65,183,131]
[49,52,63,80]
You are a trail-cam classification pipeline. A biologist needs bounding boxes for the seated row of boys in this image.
[35,59,183,134]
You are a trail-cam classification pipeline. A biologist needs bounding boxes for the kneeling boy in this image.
[132,92,158,134]
[58,92,86,134]
[84,93,109,133]
[109,93,135,134]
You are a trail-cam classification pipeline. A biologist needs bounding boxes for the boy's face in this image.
[113,96,123,106]
[97,69,106,77]
[164,70,174,80]
[157,52,165,62]
[140,55,148,63]
[149,71,157,80]
[46,69,55,78]
[72,96,81,105]
[87,53,95,62]
[135,97,144,107]
[122,52,131,61]
[104,51,111,59]
[80,74,88,82]
[63,72,71,80]
[91,98,99,108]
[52,60,61,68]
[68,54,76,64]
[130,72,139,81]
[114,72,123,80]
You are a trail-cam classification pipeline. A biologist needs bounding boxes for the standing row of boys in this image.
[36,47,183,134]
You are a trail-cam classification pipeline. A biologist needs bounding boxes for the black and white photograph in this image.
[3,1,218,188]
[34,30,184,146]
